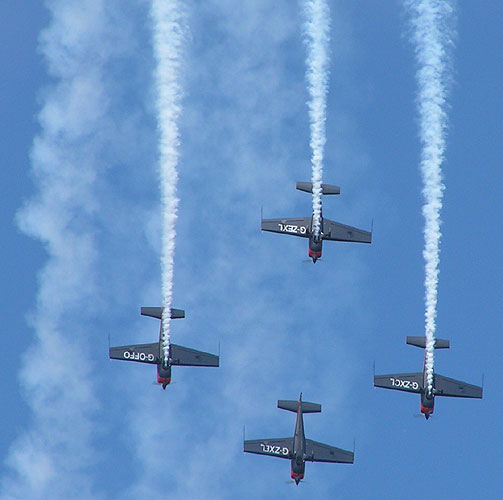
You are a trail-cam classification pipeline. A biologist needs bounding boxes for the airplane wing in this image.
[434,374,483,399]
[261,217,311,238]
[322,218,371,243]
[243,438,293,459]
[109,342,159,364]
[170,344,219,367]
[305,439,354,463]
[374,373,423,394]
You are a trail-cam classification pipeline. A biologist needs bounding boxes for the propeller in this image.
[152,381,177,387]
[413,413,436,420]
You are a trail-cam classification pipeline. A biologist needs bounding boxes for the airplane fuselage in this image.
[308,213,323,263]
[420,357,434,419]
[291,398,307,484]
[157,363,172,388]
[157,323,172,389]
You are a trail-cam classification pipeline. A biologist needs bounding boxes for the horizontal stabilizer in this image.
[170,344,219,367]
[141,307,185,320]
[277,400,321,413]
[296,181,340,195]
[406,336,449,349]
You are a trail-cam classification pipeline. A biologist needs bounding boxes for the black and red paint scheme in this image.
[109,307,219,389]
[261,181,371,263]
[374,336,483,419]
[243,393,354,485]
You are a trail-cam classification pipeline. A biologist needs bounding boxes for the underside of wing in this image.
[305,439,354,463]
[169,344,219,367]
[434,374,483,399]
[374,373,423,394]
[243,438,293,459]
[322,218,371,243]
[261,217,311,238]
[109,342,159,364]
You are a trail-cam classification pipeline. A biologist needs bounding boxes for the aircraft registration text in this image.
[278,223,307,235]
[123,351,155,362]
[260,443,290,456]
[390,378,420,391]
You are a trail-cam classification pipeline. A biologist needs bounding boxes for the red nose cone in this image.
[157,375,171,385]
[420,404,434,416]
[291,471,304,481]
[308,249,322,259]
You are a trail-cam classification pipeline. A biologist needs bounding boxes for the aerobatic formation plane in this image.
[109,307,219,388]
[243,394,354,484]
[374,336,483,419]
[261,181,372,263]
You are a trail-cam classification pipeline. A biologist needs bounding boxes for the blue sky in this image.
[1,1,502,499]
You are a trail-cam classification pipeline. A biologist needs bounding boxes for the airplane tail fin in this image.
[141,307,185,320]
[278,400,322,413]
[296,182,340,195]
[406,336,449,349]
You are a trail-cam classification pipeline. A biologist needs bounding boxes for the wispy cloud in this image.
[1,1,142,498]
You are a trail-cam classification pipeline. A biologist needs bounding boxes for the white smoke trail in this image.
[150,0,186,365]
[302,0,331,237]
[407,0,455,394]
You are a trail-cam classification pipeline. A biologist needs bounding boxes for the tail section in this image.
[406,336,449,349]
[278,400,322,413]
[296,181,340,195]
[141,307,185,320]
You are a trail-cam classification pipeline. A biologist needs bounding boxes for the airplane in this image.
[261,181,372,263]
[374,336,483,419]
[243,393,354,484]
[109,307,219,389]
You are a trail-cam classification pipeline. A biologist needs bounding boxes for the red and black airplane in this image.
[374,336,483,419]
[243,393,354,484]
[109,307,219,388]
[261,182,372,263]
